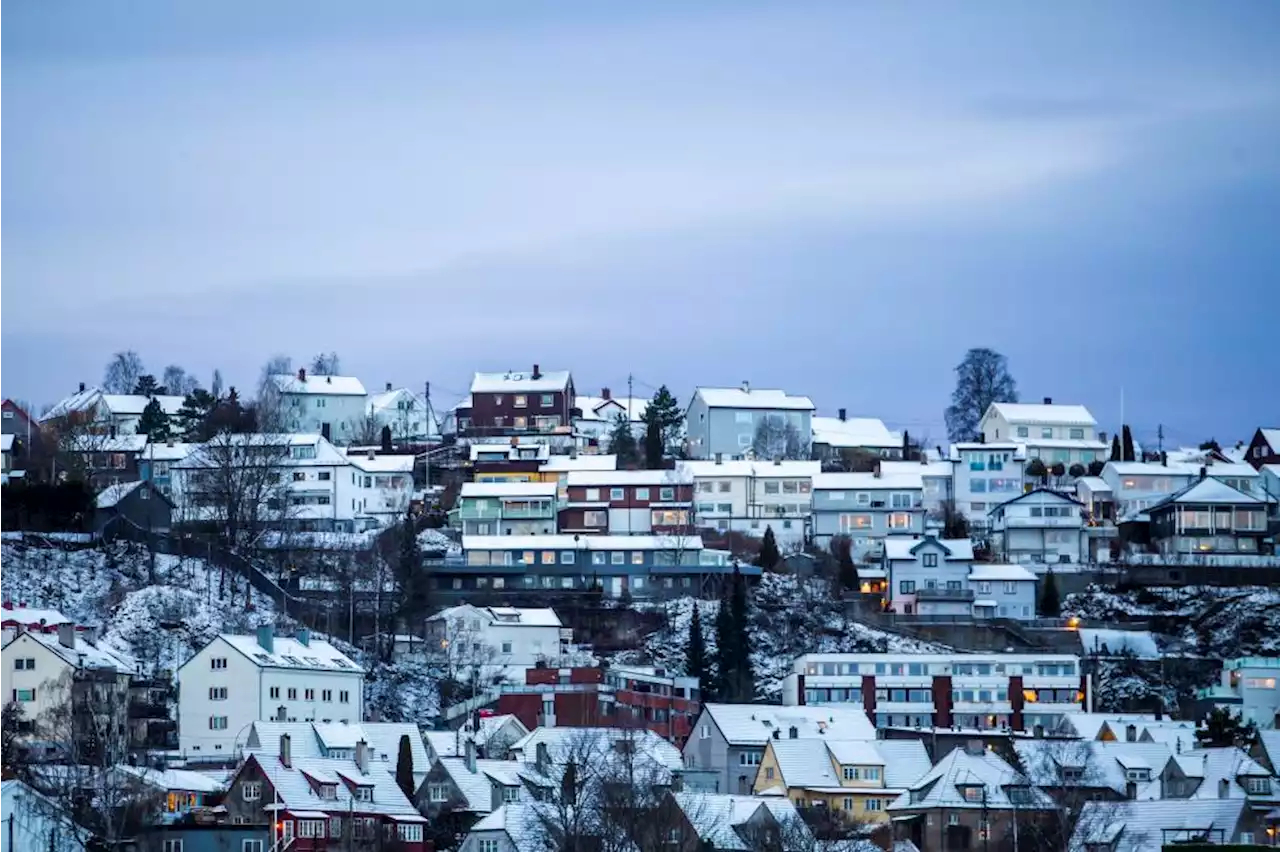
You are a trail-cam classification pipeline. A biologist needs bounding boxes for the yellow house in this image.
[753,738,932,824]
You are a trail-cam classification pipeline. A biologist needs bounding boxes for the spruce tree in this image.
[176,389,217,441]
[395,734,415,799]
[1121,425,1136,462]
[1039,569,1061,617]
[728,566,754,702]
[647,385,684,451]
[1109,434,1122,461]
[137,397,171,442]
[711,587,735,702]
[132,374,162,396]
[607,413,640,468]
[644,412,664,469]
[756,526,781,572]
[685,603,708,695]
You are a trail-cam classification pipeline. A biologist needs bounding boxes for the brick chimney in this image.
[297,368,307,382]
[601,387,611,401]
[280,733,292,768]
[532,364,542,380]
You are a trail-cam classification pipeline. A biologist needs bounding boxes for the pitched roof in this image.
[1072,798,1245,852]
[574,396,649,423]
[243,751,423,820]
[1260,428,1280,451]
[114,766,226,794]
[0,606,72,629]
[694,387,815,411]
[142,441,194,461]
[100,394,186,417]
[1169,747,1276,799]
[1149,477,1266,509]
[811,417,901,449]
[565,469,689,488]
[811,472,924,491]
[41,387,105,421]
[507,727,683,776]
[471,370,572,394]
[699,704,876,746]
[672,792,809,851]
[1057,713,1159,741]
[883,537,974,562]
[889,747,1055,811]
[0,435,13,453]
[1014,740,1171,798]
[95,480,144,508]
[677,460,822,479]
[427,604,562,628]
[210,634,363,674]
[24,631,137,673]
[1,779,93,852]
[438,757,525,812]
[987,402,1096,427]
[874,740,934,790]
[269,374,367,396]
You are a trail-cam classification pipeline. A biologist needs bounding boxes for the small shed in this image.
[94,480,173,534]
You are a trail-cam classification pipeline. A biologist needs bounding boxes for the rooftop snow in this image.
[811,416,900,449]
[1076,476,1111,493]
[471,370,572,394]
[1151,478,1266,508]
[672,792,806,851]
[244,751,421,819]
[700,703,876,746]
[1074,798,1246,852]
[574,395,649,422]
[460,481,559,499]
[141,442,193,461]
[94,481,144,509]
[1078,629,1160,659]
[0,606,71,628]
[880,460,952,478]
[269,374,367,396]
[210,634,364,674]
[539,454,618,472]
[883,537,974,562]
[987,402,1097,427]
[0,435,13,453]
[427,604,562,628]
[811,472,924,491]
[967,563,1037,582]
[462,534,702,551]
[694,387,815,411]
[889,747,1054,812]
[115,766,226,794]
[347,452,415,474]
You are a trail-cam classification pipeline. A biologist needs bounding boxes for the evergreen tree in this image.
[1039,569,1061,617]
[1087,460,1106,477]
[1110,434,1122,461]
[607,413,640,467]
[1026,458,1048,483]
[685,603,709,694]
[137,397,171,441]
[830,535,859,593]
[1196,706,1258,748]
[1068,463,1086,479]
[643,412,664,469]
[711,583,735,702]
[647,385,684,450]
[176,388,217,440]
[394,513,429,637]
[395,734,415,799]
[944,348,1018,442]
[756,526,781,572]
[1121,425,1136,462]
[727,566,754,702]
[132,374,163,396]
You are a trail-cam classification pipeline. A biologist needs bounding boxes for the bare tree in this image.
[1012,739,1126,852]
[161,364,200,397]
[752,416,805,461]
[102,351,145,394]
[310,351,342,376]
[172,433,296,551]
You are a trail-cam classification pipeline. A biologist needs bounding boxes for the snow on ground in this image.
[417,527,460,555]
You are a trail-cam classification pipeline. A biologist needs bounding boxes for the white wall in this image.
[0,635,73,727]
[283,393,368,440]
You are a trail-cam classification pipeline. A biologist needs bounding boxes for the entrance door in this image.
[610,577,623,598]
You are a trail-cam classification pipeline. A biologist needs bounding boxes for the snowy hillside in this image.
[631,573,950,699]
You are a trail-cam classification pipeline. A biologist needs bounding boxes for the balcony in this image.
[1002,516,1082,528]
[915,588,975,602]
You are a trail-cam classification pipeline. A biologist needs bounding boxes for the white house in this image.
[684,384,815,461]
[1103,459,1262,519]
[809,471,926,555]
[0,624,136,734]
[366,383,439,443]
[948,442,1027,529]
[988,488,1087,566]
[810,412,903,460]
[967,563,1038,621]
[176,625,364,758]
[572,389,649,449]
[882,536,974,616]
[979,400,1107,468]
[41,384,185,436]
[267,369,368,442]
[346,450,416,527]
[1197,657,1280,729]
[677,458,821,549]
[424,605,568,670]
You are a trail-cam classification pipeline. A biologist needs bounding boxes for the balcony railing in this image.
[915,588,975,601]
[1002,516,1082,528]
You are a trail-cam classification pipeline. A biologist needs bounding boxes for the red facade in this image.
[462,367,574,437]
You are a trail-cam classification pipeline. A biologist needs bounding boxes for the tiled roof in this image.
[243,751,422,820]
[874,740,933,790]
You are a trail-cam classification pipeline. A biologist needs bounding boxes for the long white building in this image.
[177,625,364,759]
[677,458,821,550]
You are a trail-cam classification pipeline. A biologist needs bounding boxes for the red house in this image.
[560,469,694,536]
[457,366,575,439]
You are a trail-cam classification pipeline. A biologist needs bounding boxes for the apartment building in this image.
[979,400,1107,467]
[177,625,364,758]
[810,471,926,555]
[782,653,1089,733]
[451,481,560,536]
[685,384,815,461]
[678,458,821,550]
[561,468,693,536]
[948,442,1027,529]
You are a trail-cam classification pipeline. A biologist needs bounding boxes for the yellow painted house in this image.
[753,738,932,824]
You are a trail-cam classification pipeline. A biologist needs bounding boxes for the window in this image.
[890,492,914,508]
[242,781,261,801]
[322,689,332,701]
[1041,427,1053,438]
[560,551,575,564]
[13,689,35,702]
[1069,428,1084,440]
[739,751,762,766]
[355,786,373,802]
[211,657,228,670]
[586,487,600,501]
[561,577,574,589]
[611,552,624,564]
[208,716,228,730]
[542,551,556,565]
[718,481,731,492]
[340,690,350,703]
[164,841,183,852]
[208,687,227,701]
[480,841,500,852]
[697,481,713,493]
[304,688,314,700]
[298,820,326,838]
[541,394,554,407]
[631,552,644,565]
[513,416,527,429]
[292,471,307,482]
[398,824,424,843]
[922,553,938,568]
[635,487,650,501]
[287,688,297,700]
[13,659,35,671]
[1245,777,1272,794]
[961,786,984,802]
[899,580,916,594]
[610,487,625,500]
[242,842,264,852]
[430,784,449,802]
[717,503,733,513]
[887,512,912,530]
[514,395,527,408]
[843,766,858,781]
[318,471,331,481]
[584,510,606,526]
[1004,581,1017,594]
[502,786,521,803]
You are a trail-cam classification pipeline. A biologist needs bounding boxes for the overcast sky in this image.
[4,1,1278,446]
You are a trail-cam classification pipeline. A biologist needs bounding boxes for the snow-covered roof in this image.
[102,394,186,416]
[1,779,93,852]
[1078,629,1160,660]
[1014,740,1170,798]
[811,472,924,491]
[1022,438,1108,450]
[95,480,144,509]
[347,452,415,474]
[883,537,974,562]
[987,402,1096,427]
[0,606,72,629]
[460,481,559,499]
[1073,798,1245,852]
[811,416,900,449]
[573,395,649,423]
[1076,476,1111,494]
[880,460,953,479]
[243,751,423,820]
[23,631,137,673]
[889,747,1054,811]
[1150,477,1266,508]
[69,434,148,453]
[968,563,1037,582]
[310,722,429,771]
[42,387,105,421]
[210,633,363,674]
[1260,428,1280,450]
[699,704,876,746]
[175,433,349,468]
[142,441,193,461]
[949,441,1027,458]
[462,534,702,552]
[115,766,226,794]
[1057,713,1159,741]
[1169,747,1274,797]
[439,757,526,812]
[508,727,683,774]
[876,740,936,790]
[677,460,822,479]
[0,435,13,453]
[427,604,562,628]
[694,387,815,411]
[471,370,572,394]
[672,792,808,851]
[565,469,689,488]
[470,443,551,462]
[269,374,367,396]
[540,454,618,472]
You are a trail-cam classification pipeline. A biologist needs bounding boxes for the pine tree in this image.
[132,374,163,397]
[728,566,754,702]
[1110,434,1122,461]
[395,734,415,799]
[607,413,640,467]
[685,603,708,694]
[830,535,859,592]
[647,385,684,451]
[176,389,217,440]
[137,397,171,441]
[643,412,664,469]
[1039,569,1061,617]
[711,583,735,702]
[1121,425,1136,462]
[1196,706,1258,748]
[756,526,781,572]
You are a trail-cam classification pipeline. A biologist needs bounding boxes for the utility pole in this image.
[1157,423,1164,456]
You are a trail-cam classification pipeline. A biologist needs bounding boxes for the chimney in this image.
[2,602,12,610]
[57,623,76,649]
[838,408,847,422]
[257,624,274,653]
[367,449,376,460]
[1125,724,1136,743]
[355,740,370,774]
[465,738,477,773]
[601,387,611,401]
[78,382,86,393]
[297,368,306,382]
[296,628,310,647]
[280,733,292,768]
[742,380,751,394]
[166,438,175,448]
[772,729,780,740]
[965,740,985,756]
[536,742,550,772]
[532,364,542,380]
[386,382,393,392]
[1160,452,1167,467]
[1043,397,1053,405]
[788,726,798,740]
[570,446,578,459]
[873,466,882,479]
[1218,778,1230,799]
[774,456,782,466]
[1199,466,1207,481]
[1099,431,1108,443]
[714,453,723,465]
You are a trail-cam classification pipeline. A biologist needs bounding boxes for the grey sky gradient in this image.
[4,1,1278,447]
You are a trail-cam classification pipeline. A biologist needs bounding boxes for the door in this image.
[610,577,623,598]
[280,819,294,846]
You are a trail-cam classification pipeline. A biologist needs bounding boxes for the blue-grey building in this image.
[810,471,925,556]
[134,823,270,852]
[685,384,814,461]
[136,441,193,500]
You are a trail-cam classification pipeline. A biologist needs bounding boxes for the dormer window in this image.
[355,786,373,802]
[1245,777,1272,795]
[960,785,985,803]
[1007,785,1034,804]
[320,783,337,800]
[1124,769,1150,782]
[1059,766,1084,783]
